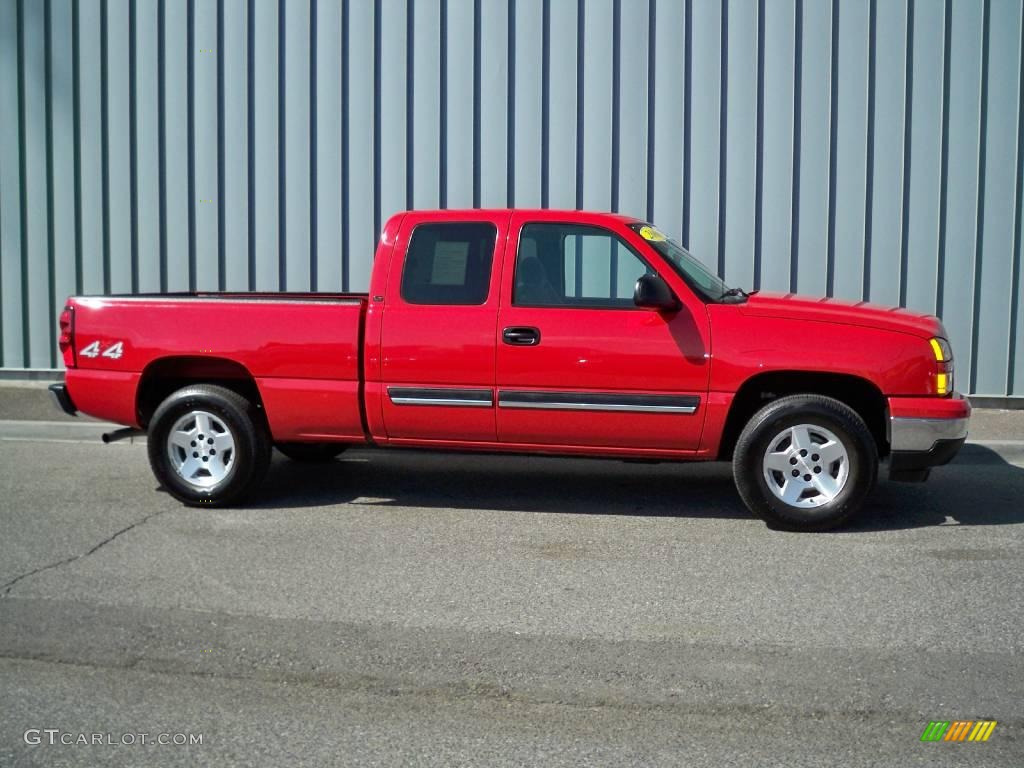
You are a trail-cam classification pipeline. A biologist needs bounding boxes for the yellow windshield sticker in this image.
[638,226,667,242]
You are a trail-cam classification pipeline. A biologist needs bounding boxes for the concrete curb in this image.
[0,368,64,382]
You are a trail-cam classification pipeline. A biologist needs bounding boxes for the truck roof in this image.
[393,209,643,224]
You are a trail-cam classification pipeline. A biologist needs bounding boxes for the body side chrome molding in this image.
[387,387,494,408]
[497,391,699,414]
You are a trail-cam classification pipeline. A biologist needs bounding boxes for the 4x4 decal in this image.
[80,341,124,360]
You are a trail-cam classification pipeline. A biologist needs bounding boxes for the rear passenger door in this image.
[379,213,508,443]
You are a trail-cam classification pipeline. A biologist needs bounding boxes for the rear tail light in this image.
[929,337,953,396]
[59,305,76,368]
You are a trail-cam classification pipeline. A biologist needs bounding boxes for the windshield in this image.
[627,223,736,302]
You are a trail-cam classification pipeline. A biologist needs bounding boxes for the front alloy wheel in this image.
[733,394,877,531]
[761,423,850,508]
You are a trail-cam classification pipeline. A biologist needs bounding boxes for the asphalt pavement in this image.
[0,393,1022,766]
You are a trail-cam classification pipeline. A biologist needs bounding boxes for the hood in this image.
[739,292,945,339]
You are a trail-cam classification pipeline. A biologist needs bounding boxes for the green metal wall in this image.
[1,0,1023,396]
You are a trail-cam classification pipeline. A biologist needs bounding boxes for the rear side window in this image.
[400,222,497,305]
[513,223,652,308]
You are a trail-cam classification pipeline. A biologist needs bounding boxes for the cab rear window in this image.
[401,223,497,305]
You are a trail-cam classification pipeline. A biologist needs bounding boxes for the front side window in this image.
[513,223,652,308]
[401,222,497,305]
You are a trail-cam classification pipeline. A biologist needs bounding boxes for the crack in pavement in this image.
[1,510,167,597]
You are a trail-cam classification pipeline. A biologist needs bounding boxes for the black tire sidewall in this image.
[734,397,877,531]
[148,386,268,506]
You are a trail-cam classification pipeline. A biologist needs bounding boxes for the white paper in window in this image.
[431,242,469,285]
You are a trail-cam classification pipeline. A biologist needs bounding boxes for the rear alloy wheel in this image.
[148,384,271,506]
[733,394,877,531]
[166,410,238,488]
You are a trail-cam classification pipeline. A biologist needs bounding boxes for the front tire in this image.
[147,384,271,506]
[733,394,878,531]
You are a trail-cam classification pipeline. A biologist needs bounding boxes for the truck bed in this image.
[65,292,370,442]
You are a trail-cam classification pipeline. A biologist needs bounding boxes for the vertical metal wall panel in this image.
[512,0,543,208]
[903,1,944,315]
[688,0,722,270]
[0,0,23,366]
[49,0,77,358]
[615,0,649,222]
[0,0,1022,396]
[104,0,132,295]
[378,0,407,225]
[444,0,474,208]
[345,0,375,287]
[545,0,577,209]
[192,0,220,291]
[974,0,1021,394]
[830,0,870,301]
[1009,5,1024,397]
[722,0,757,289]
[77,2,104,295]
[1015,101,1024,397]
[313,0,343,290]
[251,0,279,290]
[282,0,311,290]
[866,0,907,307]
[411,0,440,210]
[479,0,508,207]
[133,0,160,293]
[649,0,684,236]
[580,0,612,212]
[222,0,250,291]
[759,0,795,294]
[794,0,831,298]
[22,0,51,367]
[163,0,190,291]
[939,0,984,390]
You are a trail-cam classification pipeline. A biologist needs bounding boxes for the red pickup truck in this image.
[50,209,969,530]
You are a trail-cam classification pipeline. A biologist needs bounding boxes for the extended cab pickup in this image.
[51,209,970,530]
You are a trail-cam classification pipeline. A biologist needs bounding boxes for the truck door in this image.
[378,212,507,443]
[495,214,710,451]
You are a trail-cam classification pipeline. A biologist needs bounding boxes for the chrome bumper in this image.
[890,416,969,452]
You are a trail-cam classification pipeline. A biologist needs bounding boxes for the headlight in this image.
[929,337,953,395]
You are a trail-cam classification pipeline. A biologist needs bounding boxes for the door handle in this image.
[502,326,541,346]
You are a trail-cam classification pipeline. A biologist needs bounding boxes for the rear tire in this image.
[275,442,347,462]
[147,384,271,506]
[732,394,878,531]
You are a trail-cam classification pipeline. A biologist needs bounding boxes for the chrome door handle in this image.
[502,327,541,346]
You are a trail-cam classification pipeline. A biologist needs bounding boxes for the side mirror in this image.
[633,274,681,312]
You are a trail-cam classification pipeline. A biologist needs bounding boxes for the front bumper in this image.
[887,394,970,482]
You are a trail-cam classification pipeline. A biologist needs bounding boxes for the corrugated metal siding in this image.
[0,0,1022,396]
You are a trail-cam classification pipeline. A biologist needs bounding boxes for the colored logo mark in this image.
[920,720,997,742]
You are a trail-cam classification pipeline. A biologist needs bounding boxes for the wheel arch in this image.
[136,356,265,429]
[718,370,888,461]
